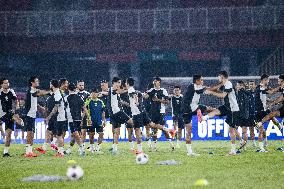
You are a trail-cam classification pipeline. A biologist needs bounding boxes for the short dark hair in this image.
[0,77,8,85]
[237,80,245,85]
[59,78,68,86]
[126,77,135,87]
[147,83,154,90]
[91,87,100,93]
[28,76,38,86]
[248,80,255,83]
[50,79,59,88]
[112,77,121,84]
[153,77,161,82]
[174,85,181,89]
[68,83,76,91]
[77,80,84,84]
[279,74,284,80]
[193,74,202,83]
[260,74,269,80]
[219,71,229,78]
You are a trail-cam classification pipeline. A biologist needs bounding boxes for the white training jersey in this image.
[109,87,121,114]
[223,80,240,112]
[128,87,141,116]
[26,87,38,118]
[0,100,5,118]
[64,95,73,123]
[190,84,204,112]
[54,89,67,122]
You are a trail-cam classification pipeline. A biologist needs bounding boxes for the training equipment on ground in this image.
[66,165,84,180]
[136,153,149,165]
[67,160,77,165]
[22,174,66,182]
[194,179,209,186]
[156,159,181,165]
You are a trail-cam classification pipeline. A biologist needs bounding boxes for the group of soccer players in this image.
[0,71,283,157]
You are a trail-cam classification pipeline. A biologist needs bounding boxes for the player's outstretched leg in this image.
[65,133,76,155]
[228,127,237,155]
[135,128,143,154]
[249,126,256,147]
[145,125,152,149]
[112,127,120,155]
[89,132,95,154]
[127,127,134,151]
[185,123,199,156]
[176,127,182,148]
[3,128,12,157]
[95,132,104,154]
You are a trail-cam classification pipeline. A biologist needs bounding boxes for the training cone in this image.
[67,160,77,165]
[194,179,209,186]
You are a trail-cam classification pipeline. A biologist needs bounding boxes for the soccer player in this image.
[65,83,85,156]
[83,87,106,154]
[144,83,154,148]
[202,71,240,155]
[266,75,284,123]
[45,79,67,157]
[36,91,58,153]
[14,98,25,144]
[256,74,284,152]
[235,80,251,150]
[254,74,280,152]
[108,77,134,154]
[120,80,135,151]
[144,77,175,151]
[1,78,24,157]
[99,80,110,119]
[125,77,145,153]
[182,74,214,156]
[59,78,69,139]
[170,85,184,148]
[24,76,51,157]
[247,81,257,147]
[76,80,90,146]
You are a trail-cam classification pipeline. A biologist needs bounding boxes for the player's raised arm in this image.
[268,95,284,107]
[205,89,227,98]
[45,104,59,124]
[36,89,51,97]
[143,92,150,99]
[205,82,223,91]
[266,86,280,95]
[99,91,109,96]
[37,104,46,113]
[10,89,18,113]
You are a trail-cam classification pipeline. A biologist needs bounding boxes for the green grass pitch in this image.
[0,141,283,189]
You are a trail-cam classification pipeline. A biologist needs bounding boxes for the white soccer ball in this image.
[66,165,84,180]
[136,153,149,165]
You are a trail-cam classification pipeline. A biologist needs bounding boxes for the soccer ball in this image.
[136,153,149,165]
[66,165,84,180]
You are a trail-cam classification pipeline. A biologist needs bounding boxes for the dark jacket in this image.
[236,89,251,119]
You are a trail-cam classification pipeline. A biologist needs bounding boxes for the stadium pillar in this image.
[221,54,231,75]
